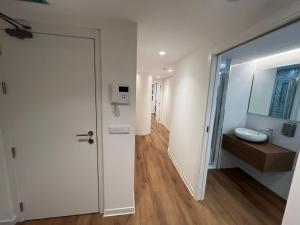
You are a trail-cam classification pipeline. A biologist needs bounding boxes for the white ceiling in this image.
[223,20,300,65]
[0,0,296,77]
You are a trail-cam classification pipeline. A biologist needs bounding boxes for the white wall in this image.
[245,114,300,199]
[101,22,137,216]
[0,130,14,223]
[168,48,211,196]
[222,62,256,133]
[161,77,174,130]
[219,62,255,168]
[0,21,137,220]
[282,150,300,225]
[136,73,152,135]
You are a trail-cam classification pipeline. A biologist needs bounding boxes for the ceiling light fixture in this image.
[159,51,166,56]
[20,0,49,4]
[220,63,226,69]
[157,75,160,79]
[168,69,173,72]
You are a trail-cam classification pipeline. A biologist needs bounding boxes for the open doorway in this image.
[152,82,162,123]
[203,19,300,225]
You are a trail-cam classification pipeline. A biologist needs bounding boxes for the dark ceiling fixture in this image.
[0,12,33,39]
[20,0,49,4]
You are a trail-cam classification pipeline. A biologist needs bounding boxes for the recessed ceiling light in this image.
[168,69,173,72]
[220,63,226,69]
[157,75,160,79]
[159,51,166,56]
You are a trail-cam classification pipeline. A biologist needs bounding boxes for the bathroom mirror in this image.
[248,65,300,122]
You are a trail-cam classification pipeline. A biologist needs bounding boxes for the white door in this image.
[0,31,99,220]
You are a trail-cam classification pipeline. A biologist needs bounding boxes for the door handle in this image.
[76,131,94,144]
[76,131,94,137]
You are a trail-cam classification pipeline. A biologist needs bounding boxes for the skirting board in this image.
[168,149,195,197]
[103,207,135,217]
[135,130,151,136]
[0,216,17,225]
[160,123,169,131]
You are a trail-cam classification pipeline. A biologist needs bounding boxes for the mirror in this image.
[248,65,300,122]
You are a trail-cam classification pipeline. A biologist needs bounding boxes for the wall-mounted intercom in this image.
[111,84,130,105]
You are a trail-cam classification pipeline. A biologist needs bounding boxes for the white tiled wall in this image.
[218,62,255,168]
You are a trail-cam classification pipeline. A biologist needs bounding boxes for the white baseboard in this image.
[0,216,17,225]
[168,149,195,197]
[135,131,151,136]
[103,206,135,217]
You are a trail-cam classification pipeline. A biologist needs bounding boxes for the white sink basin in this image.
[234,128,268,143]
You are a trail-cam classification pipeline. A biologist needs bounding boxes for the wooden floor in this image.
[19,117,286,225]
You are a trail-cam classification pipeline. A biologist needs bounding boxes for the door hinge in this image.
[19,202,24,212]
[1,81,7,95]
[11,147,16,159]
[206,126,210,133]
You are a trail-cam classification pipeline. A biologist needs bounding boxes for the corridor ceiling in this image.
[0,0,296,76]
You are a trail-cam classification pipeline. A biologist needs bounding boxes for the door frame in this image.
[195,10,300,201]
[195,53,219,200]
[0,21,104,221]
[209,60,231,168]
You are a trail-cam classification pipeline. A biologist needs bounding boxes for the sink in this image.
[234,128,268,143]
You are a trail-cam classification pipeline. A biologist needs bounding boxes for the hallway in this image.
[19,117,286,225]
[133,117,286,225]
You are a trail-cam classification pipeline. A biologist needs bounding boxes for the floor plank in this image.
[18,116,286,225]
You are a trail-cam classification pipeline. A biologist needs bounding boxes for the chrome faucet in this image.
[259,129,273,144]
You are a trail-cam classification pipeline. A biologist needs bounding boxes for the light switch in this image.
[108,125,130,134]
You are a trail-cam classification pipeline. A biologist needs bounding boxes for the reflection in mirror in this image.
[248,65,300,122]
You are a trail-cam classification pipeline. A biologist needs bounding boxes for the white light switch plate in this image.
[108,125,130,134]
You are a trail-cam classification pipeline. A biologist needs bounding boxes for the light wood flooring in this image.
[18,117,286,225]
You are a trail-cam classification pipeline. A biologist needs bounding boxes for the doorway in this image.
[0,29,100,220]
[202,19,300,225]
[152,82,162,122]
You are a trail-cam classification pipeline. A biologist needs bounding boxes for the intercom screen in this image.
[119,86,129,92]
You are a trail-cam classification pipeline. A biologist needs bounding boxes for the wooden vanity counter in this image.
[222,134,296,172]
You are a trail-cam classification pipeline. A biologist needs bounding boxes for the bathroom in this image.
[207,19,300,219]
